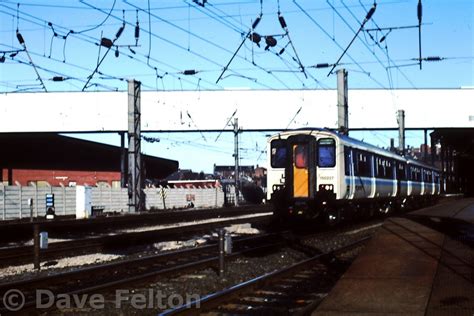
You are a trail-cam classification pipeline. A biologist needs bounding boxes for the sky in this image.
[0,0,473,173]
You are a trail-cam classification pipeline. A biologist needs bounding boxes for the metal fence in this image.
[0,184,228,220]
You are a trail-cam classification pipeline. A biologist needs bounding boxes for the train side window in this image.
[318,138,336,168]
[344,147,351,176]
[409,166,416,181]
[386,160,394,179]
[377,157,385,178]
[397,163,406,180]
[271,140,287,168]
[294,144,308,168]
[426,170,432,182]
[356,151,371,177]
[375,157,379,176]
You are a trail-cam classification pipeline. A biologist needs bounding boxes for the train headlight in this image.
[319,184,334,192]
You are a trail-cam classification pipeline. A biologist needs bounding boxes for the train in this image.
[266,128,440,223]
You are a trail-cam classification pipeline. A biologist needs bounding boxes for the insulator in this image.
[264,36,277,50]
[183,70,197,75]
[278,16,287,28]
[249,32,261,46]
[417,0,422,22]
[115,47,119,58]
[316,63,330,68]
[278,48,285,55]
[425,56,441,61]
[252,16,261,29]
[52,76,65,81]
[0,55,5,63]
[135,23,140,39]
[366,4,376,20]
[16,31,25,45]
[115,25,124,39]
[100,37,113,48]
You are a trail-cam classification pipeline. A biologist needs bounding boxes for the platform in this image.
[313,200,474,315]
[410,197,474,223]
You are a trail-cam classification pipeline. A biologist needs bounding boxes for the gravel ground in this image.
[42,219,382,315]
[0,224,263,283]
[0,238,72,249]
[0,214,270,249]
[0,253,124,280]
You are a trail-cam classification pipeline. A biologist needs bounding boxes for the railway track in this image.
[162,236,370,315]
[0,212,274,267]
[0,204,272,242]
[0,232,288,314]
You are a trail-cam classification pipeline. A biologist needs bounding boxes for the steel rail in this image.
[0,233,287,314]
[0,213,274,266]
[161,236,371,315]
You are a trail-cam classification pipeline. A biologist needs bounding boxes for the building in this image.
[213,164,267,187]
[0,133,178,187]
[213,165,255,180]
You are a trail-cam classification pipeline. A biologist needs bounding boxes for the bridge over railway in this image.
[1,89,473,197]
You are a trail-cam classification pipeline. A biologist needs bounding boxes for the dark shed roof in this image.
[0,133,178,179]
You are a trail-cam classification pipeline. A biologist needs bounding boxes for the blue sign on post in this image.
[45,194,56,219]
[45,194,54,207]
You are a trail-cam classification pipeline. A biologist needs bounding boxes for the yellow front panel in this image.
[293,143,309,198]
[293,166,309,197]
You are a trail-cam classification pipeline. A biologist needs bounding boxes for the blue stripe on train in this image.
[344,177,423,187]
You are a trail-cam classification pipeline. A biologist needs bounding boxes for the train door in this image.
[347,148,355,199]
[286,135,316,200]
[396,162,402,197]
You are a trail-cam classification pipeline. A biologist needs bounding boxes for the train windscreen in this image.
[271,139,287,168]
[318,138,336,167]
[294,144,308,168]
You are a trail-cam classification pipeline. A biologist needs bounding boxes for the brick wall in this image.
[1,168,120,186]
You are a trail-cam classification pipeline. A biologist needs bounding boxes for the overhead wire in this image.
[325,1,377,76]
[343,0,417,89]
[147,0,151,65]
[14,4,47,92]
[171,0,297,88]
[330,0,398,110]
[3,2,337,90]
[75,0,117,34]
[196,0,305,88]
[1,1,464,92]
[293,0,387,89]
[0,4,222,91]
[183,0,243,33]
[82,0,275,89]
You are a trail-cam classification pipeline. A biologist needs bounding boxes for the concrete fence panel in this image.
[0,184,226,220]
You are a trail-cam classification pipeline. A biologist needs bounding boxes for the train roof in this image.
[268,128,439,171]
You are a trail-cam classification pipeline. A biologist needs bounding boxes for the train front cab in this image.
[271,134,337,220]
